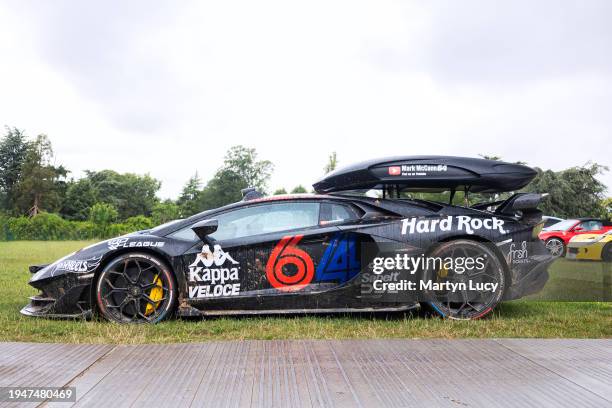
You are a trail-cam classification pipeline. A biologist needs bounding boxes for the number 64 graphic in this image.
[266,235,314,292]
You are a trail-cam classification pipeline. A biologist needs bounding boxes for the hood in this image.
[29,232,167,284]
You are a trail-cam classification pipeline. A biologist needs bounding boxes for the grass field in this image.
[0,241,610,344]
[527,257,612,302]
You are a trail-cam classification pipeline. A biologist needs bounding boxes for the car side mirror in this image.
[191,219,218,241]
[573,226,584,232]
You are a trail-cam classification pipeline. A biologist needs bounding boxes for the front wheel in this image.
[545,238,565,257]
[602,243,612,262]
[96,253,176,323]
[421,240,506,320]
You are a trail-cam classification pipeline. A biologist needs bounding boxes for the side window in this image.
[169,202,321,241]
[544,219,557,228]
[210,202,320,240]
[580,221,602,231]
[320,203,358,225]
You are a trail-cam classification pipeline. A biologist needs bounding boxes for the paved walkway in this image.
[0,339,610,407]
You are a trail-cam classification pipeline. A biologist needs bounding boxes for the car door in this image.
[181,201,342,311]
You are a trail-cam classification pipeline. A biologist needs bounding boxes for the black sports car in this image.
[22,156,554,322]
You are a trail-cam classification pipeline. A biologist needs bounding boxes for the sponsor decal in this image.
[108,238,165,250]
[315,234,360,283]
[389,164,448,177]
[55,255,102,273]
[509,241,529,264]
[188,244,240,298]
[388,166,401,176]
[401,215,507,235]
[266,235,314,291]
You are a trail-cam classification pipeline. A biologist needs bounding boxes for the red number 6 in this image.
[266,235,314,291]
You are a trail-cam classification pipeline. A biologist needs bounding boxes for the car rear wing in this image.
[494,193,548,225]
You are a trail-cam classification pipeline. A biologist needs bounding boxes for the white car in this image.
[542,216,565,230]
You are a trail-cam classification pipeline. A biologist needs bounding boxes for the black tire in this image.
[96,253,176,323]
[420,240,506,320]
[602,243,612,262]
[545,238,565,257]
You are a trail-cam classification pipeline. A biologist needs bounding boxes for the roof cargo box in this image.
[312,156,537,194]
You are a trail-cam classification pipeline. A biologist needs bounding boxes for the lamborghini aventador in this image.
[22,156,555,322]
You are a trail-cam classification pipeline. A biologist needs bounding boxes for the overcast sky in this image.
[0,1,610,199]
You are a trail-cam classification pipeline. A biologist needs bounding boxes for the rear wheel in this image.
[545,238,565,257]
[96,253,176,323]
[421,240,506,320]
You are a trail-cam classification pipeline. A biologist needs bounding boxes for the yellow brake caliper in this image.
[438,265,448,279]
[145,274,163,316]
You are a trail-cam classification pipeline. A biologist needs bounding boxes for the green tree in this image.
[89,202,118,225]
[61,178,98,220]
[273,188,287,195]
[523,163,608,218]
[197,170,246,210]
[124,215,154,231]
[324,152,338,174]
[221,146,273,191]
[85,170,161,219]
[14,135,67,216]
[290,185,307,194]
[0,127,29,212]
[478,154,526,165]
[152,200,181,225]
[599,197,612,219]
[478,154,502,161]
[177,172,202,217]
[193,146,274,212]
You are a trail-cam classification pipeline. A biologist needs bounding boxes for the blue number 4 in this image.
[315,234,360,283]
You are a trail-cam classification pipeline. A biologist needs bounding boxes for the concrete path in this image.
[0,339,610,407]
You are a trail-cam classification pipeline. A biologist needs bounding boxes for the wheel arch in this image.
[437,234,509,271]
[433,233,512,291]
[544,235,566,256]
[423,234,510,319]
[88,247,178,313]
[544,234,565,243]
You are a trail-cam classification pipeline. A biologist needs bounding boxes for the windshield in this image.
[545,219,578,231]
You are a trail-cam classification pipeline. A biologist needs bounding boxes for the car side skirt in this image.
[181,304,420,317]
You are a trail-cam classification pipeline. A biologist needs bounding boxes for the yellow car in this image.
[566,230,612,261]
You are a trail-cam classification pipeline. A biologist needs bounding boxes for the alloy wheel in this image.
[96,254,175,323]
[545,238,564,257]
[422,240,506,320]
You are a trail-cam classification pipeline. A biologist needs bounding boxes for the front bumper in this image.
[566,244,603,261]
[20,299,91,319]
[21,272,94,319]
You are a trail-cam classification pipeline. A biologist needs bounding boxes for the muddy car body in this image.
[23,156,554,322]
